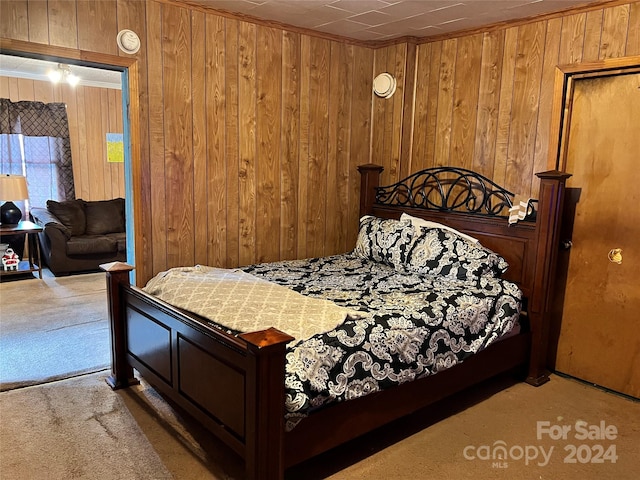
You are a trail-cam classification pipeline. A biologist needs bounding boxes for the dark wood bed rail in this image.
[358,164,571,385]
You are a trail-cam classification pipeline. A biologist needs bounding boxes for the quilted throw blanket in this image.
[143,265,367,343]
[242,254,522,431]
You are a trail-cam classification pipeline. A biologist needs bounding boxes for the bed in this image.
[102,164,570,479]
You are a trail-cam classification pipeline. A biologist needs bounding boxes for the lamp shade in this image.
[0,175,29,201]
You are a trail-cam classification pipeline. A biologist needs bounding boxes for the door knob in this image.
[608,248,623,264]
[561,239,573,250]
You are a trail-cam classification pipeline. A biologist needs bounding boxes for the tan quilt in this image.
[143,265,366,343]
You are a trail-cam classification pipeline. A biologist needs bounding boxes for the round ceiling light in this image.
[373,72,397,99]
[116,29,141,55]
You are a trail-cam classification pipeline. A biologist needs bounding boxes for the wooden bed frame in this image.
[102,164,570,479]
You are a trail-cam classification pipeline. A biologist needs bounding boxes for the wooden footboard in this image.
[102,262,293,479]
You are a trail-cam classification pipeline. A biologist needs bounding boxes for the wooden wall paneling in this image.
[450,34,482,170]
[347,46,373,245]
[146,0,168,274]
[77,0,118,55]
[399,41,416,180]
[296,35,310,259]
[205,13,227,267]
[559,13,586,64]
[6,77,19,101]
[306,37,330,259]
[628,2,640,55]
[434,38,457,167]
[60,85,80,202]
[100,89,111,198]
[410,43,432,173]
[326,41,352,255]
[505,21,546,197]
[0,1,28,41]
[17,77,34,99]
[238,20,257,267]
[27,0,49,44]
[533,18,562,184]
[472,30,504,177]
[388,43,407,182]
[256,25,282,263]
[162,4,194,269]
[47,0,78,49]
[493,27,518,188]
[191,10,208,266]
[32,78,53,101]
[371,47,388,177]
[280,30,300,261]
[423,41,442,170]
[116,0,150,281]
[600,3,631,59]
[224,18,240,268]
[113,88,124,199]
[75,86,89,199]
[85,87,105,199]
[583,10,604,61]
[0,77,9,97]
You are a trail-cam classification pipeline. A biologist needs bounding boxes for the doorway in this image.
[548,61,640,398]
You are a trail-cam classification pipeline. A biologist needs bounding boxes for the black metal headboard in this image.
[374,166,535,217]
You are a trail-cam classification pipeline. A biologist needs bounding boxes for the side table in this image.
[0,220,43,279]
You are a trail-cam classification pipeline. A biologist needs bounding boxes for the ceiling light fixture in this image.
[47,64,79,86]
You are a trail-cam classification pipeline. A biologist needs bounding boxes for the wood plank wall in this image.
[2,0,638,285]
[0,76,124,203]
[0,0,373,284]
[372,1,640,197]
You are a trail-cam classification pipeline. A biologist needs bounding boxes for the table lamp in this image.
[0,174,29,225]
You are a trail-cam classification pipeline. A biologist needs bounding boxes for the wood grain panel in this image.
[237,20,257,266]
[191,10,208,266]
[388,43,406,181]
[47,0,78,49]
[450,34,482,169]
[582,10,604,61]
[371,47,388,176]
[162,4,194,269]
[0,1,28,41]
[628,2,640,55]
[600,3,631,59]
[27,0,49,44]
[434,38,456,167]
[280,30,300,260]
[205,13,227,267]
[505,21,546,197]
[411,43,432,172]
[296,35,310,259]
[423,41,442,170]
[146,0,168,275]
[306,37,330,258]
[224,18,240,268]
[256,25,281,263]
[559,13,586,64]
[472,30,504,177]
[77,0,118,55]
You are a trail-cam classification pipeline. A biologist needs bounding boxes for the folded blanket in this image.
[144,265,366,344]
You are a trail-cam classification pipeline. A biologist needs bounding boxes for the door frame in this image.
[0,38,141,282]
[547,55,640,171]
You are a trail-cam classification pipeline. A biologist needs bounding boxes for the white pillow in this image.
[400,212,479,244]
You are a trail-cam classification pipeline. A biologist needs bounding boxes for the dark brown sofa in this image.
[30,198,126,276]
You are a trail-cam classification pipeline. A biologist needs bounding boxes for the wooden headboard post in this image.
[526,170,572,386]
[100,261,139,390]
[357,164,384,218]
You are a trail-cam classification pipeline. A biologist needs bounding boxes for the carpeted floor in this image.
[0,271,638,479]
[0,271,110,390]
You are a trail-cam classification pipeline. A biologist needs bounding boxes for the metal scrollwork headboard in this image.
[375,166,527,217]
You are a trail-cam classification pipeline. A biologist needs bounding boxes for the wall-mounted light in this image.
[47,64,79,86]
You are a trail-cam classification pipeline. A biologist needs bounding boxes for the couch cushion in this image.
[106,232,127,253]
[46,199,86,236]
[66,235,118,255]
[84,198,125,235]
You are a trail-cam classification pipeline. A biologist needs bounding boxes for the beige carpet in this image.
[0,371,638,479]
[0,271,110,390]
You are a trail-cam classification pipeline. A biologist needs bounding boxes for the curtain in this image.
[0,98,75,209]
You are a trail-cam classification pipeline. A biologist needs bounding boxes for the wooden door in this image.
[552,72,640,398]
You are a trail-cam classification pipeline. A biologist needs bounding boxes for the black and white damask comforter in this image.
[242,253,521,431]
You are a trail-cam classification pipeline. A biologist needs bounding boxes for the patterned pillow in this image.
[353,216,414,268]
[405,227,509,280]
